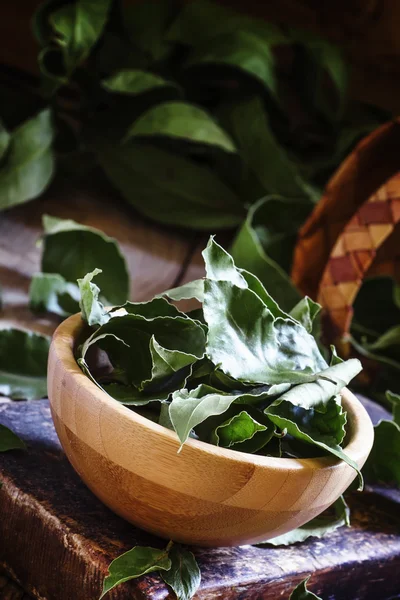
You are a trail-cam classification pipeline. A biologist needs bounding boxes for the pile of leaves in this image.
[77,237,362,482]
[0,215,396,600]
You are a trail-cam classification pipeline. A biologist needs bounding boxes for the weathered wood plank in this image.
[0,399,399,600]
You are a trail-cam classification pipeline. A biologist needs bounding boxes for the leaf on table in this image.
[167,0,286,47]
[124,102,236,154]
[0,424,26,452]
[161,544,201,600]
[186,31,277,96]
[41,214,129,305]
[0,329,49,400]
[30,272,80,317]
[289,576,322,600]
[261,496,350,546]
[230,197,305,312]
[101,545,172,598]
[0,109,54,211]
[203,278,327,385]
[78,268,110,327]
[97,141,244,229]
[102,69,179,96]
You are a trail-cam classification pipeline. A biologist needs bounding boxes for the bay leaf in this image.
[0,329,49,400]
[0,424,26,452]
[124,102,236,154]
[30,272,80,317]
[97,142,244,229]
[42,215,129,305]
[262,496,350,546]
[161,544,201,600]
[289,577,322,600]
[0,109,54,210]
[101,545,171,598]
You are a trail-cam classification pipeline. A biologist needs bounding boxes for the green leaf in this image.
[167,1,286,47]
[160,280,205,303]
[124,102,236,154]
[365,325,400,357]
[289,576,322,600]
[170,384,290,448]
[0,424,26,452]
[352,276,400,340]
[30,272,80,317]
[203,278,327,385]
[289,297,321,334]
[186,31,277,96]
[211,409,273,451]
[0,109,54,210]
[102,69,178,96]
[42,215,129,305]
[387,390,400,425]
[364,419,400,487]
[32,0,65,46]
[268,360,362,412]
[78,268,110,327]
[203,237,290,319]
[102,382,169,406]
[161,544,201,600]
[111,297,185,319]
[263,496,350,546]
[230,198,305,312]
[291,28,348,120]
[0,329,49,400]
[330,345,343,366]
[123,0,179,63]
[143,337,201,390]
[219,97,318,200]
[265,399,363,487]
[101,545,172,598]
[81,310,206,391]
[0,120,10,160]
[49,0,112,74]
[97,142,244,229]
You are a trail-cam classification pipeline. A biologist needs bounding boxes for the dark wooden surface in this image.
[1,398,400,600]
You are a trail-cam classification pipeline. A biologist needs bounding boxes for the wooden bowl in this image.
[47,313,374,547]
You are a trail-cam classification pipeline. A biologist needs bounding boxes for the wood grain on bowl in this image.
[47,313,374,547]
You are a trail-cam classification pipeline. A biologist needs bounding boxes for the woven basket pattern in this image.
[317,173,400,339]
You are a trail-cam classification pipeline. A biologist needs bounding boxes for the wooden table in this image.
[0,175,400,600]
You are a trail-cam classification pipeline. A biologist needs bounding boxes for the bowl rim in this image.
[49,312,374,472]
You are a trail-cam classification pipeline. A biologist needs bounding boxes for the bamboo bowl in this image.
[47,313,374,547]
